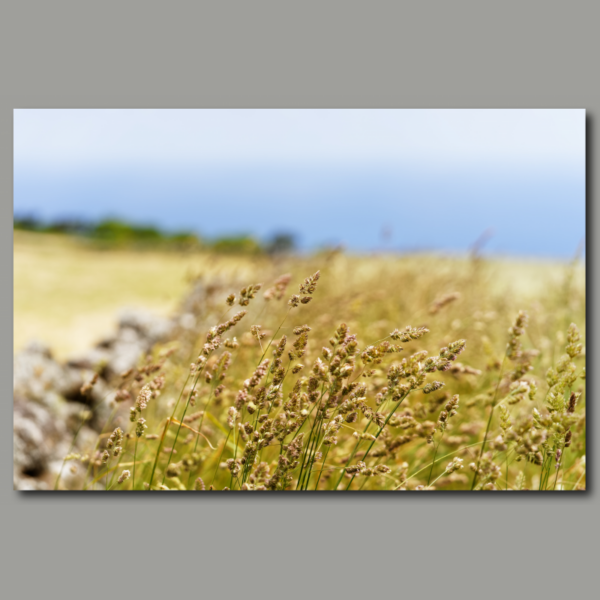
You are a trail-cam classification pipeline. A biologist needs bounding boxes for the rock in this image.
[66,347,111,371]
[14,341,70,404]
[105,327,148,376]
[13,393,103,490]
[117,308,173,342]
[178,278,242,321]
[15,342,110,406]
[67,308,175,378]
[15,306,185,489]
[178,312,196,331]
[13,394,66,482]
[14,477,50,491]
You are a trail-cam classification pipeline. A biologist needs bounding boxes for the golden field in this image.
[14,231,586,491]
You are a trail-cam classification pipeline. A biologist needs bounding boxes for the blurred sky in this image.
[14,109,586,258]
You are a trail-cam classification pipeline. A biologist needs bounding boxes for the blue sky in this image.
[13,109,586,257]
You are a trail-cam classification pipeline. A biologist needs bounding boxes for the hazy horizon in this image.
[14,109,586,258]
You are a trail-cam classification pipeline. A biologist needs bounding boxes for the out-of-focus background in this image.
[14,109,585,358]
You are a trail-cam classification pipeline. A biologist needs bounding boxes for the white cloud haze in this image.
[14,109,585,170]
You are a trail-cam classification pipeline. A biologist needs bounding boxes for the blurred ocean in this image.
[14,162,586,259]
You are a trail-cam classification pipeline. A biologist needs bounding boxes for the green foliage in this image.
[14,216,88,235]
[13,215,273,254]
[265,233,296,255]
[211,235,263,255]
[91,220,164,244]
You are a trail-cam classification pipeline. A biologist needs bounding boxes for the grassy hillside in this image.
[14,231,268,357]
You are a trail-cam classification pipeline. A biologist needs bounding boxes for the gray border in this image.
[3,2,597,599]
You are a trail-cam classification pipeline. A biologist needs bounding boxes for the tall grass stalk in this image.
[45,256,584,492]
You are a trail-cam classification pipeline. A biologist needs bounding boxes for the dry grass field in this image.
[14,232,585,491]
[14,231,582,357]
[14,231,265,358]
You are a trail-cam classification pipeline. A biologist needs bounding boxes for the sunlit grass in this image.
[14,231,268,357]
[14,232,585,491]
